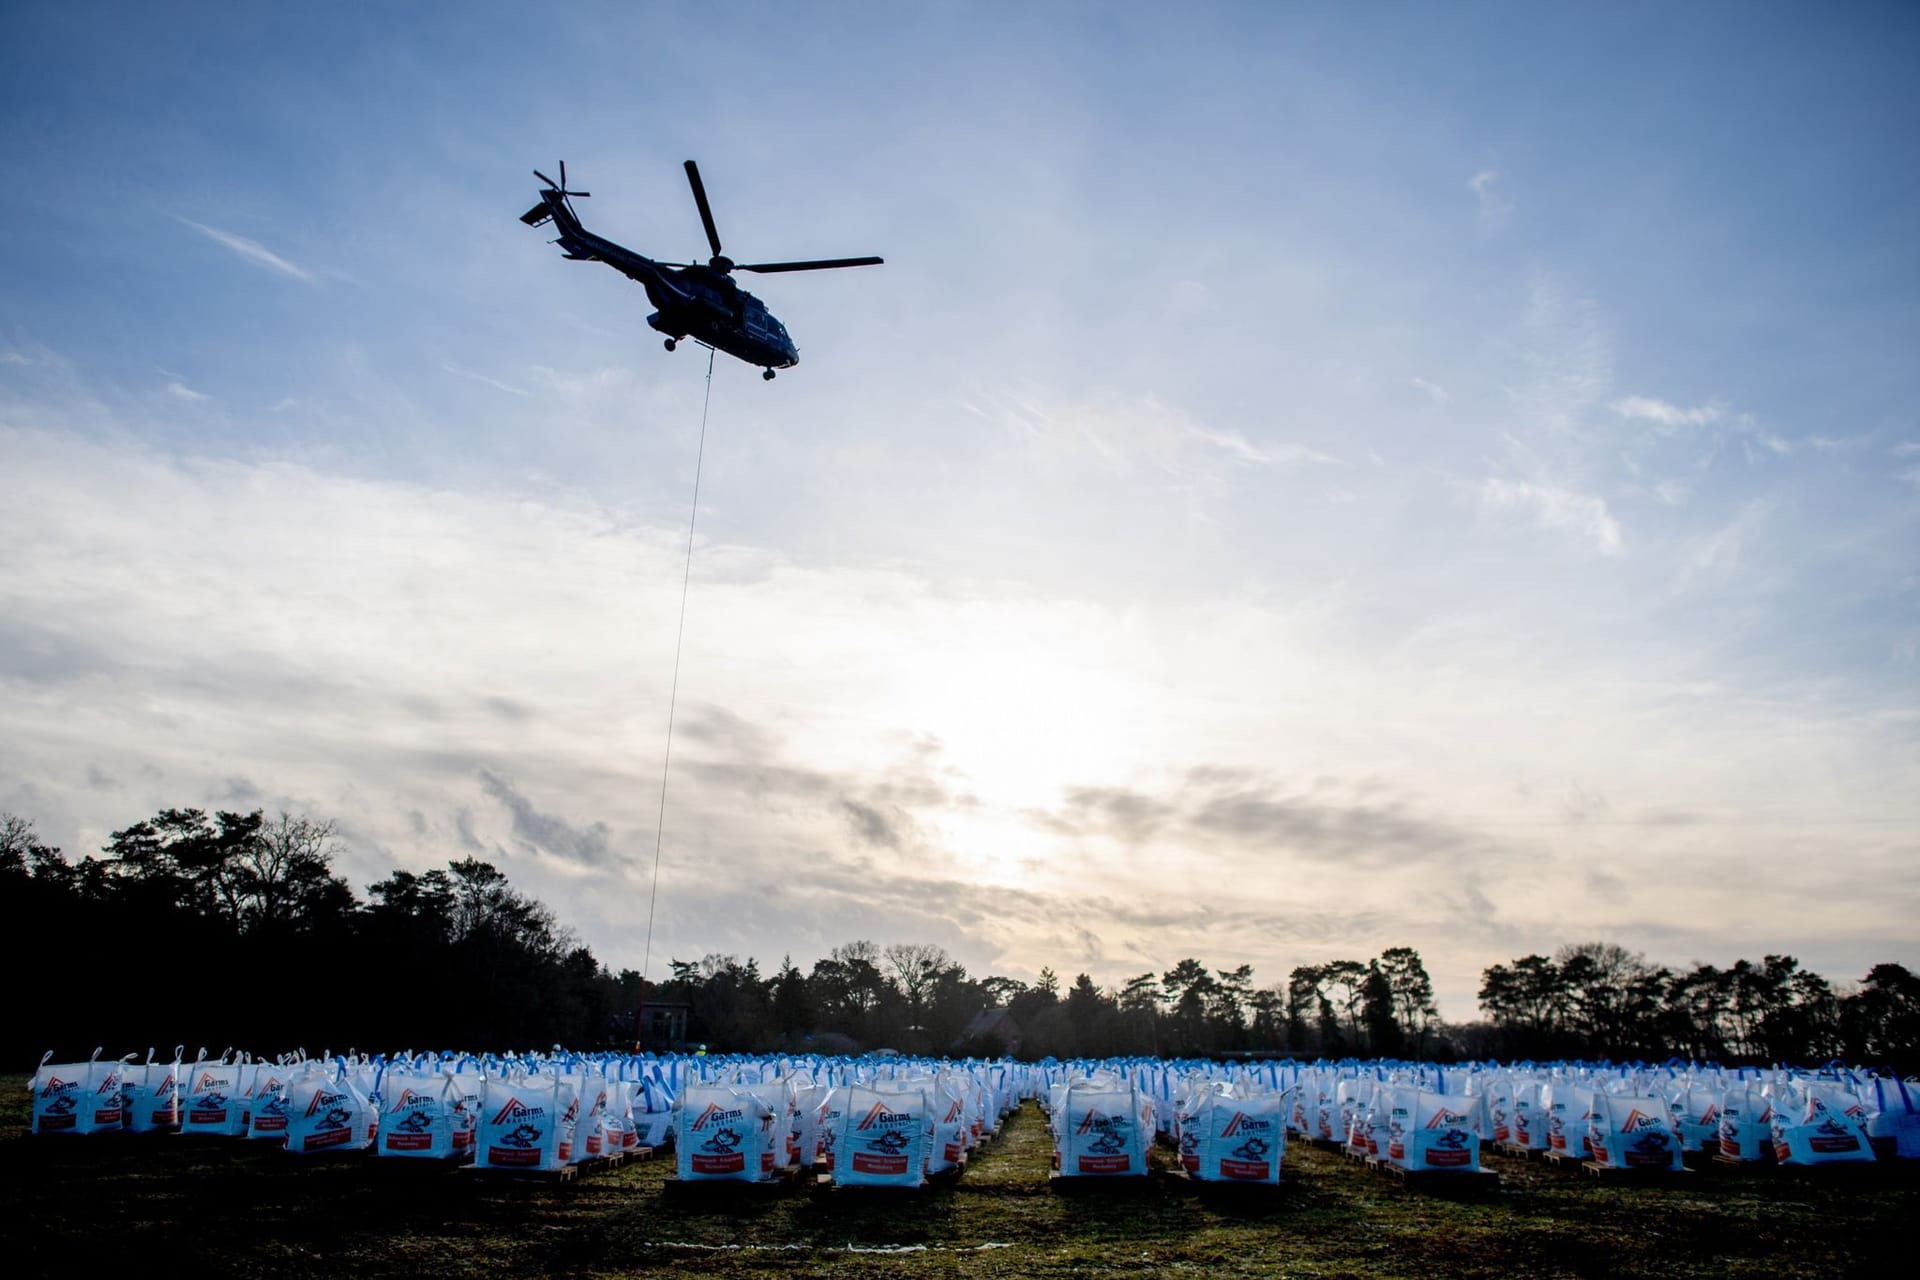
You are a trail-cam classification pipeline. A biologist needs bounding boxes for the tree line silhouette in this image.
[4,808,1915,1068]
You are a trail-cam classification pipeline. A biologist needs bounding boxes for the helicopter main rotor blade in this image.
[684,160,723,258]
[534,169,558,189]
[736,256,885,274]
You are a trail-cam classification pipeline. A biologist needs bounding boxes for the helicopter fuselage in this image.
[526,187,800,371]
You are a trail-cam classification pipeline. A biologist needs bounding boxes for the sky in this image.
[2,1,1916,1018]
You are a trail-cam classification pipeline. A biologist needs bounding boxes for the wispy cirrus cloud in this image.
[1612,395,1726,428]
[173,216,313,283]
[1478,477,1623,555]
[1469,169,1513,232]
[443,363,529,397]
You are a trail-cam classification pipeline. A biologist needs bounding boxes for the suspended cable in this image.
[641,344,715,996]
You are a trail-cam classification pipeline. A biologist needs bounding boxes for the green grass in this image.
[1,1087,1911,1278]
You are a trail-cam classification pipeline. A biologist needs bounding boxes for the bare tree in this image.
[885,942,953,1025]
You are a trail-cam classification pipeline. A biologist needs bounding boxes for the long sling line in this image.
[641,344,715,993]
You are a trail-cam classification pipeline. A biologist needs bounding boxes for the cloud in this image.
[1031,773,1482,871]
[443,363,529,397]
[1,426,1913,1015]
[163,381,210,403]
[1479,477,1623,554]
[174,216,313,282]
[1409,377,1451,405]
[1611,395,1726,428]
[478,767,618,868]
[1469,169,1513,232]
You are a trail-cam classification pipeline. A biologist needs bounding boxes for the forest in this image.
[4,808,1916,1068]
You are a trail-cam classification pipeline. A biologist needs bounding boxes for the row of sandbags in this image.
[26,1048,677,1168]
[1038,1069,1293,1183]
[1299,1062,1920,1171]
[671,1059,1027,1187]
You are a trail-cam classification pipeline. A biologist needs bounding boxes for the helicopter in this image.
[519,160,883,379]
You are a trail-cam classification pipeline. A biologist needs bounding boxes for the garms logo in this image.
[856,1103,914,1131]
[1221,1111,1272,1136]
[490,1096,547,1127]
[390,1088,432,1112]
[690,1102,742,1131]
[1074,1108,1127,1136]
[1426,1109,1471,1128]
[39,1075,78,1097]
[197,1072,229,1091]
[1620,1108,1664,1132]
[306,1089,348,1118]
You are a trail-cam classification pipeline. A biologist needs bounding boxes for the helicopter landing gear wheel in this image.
[664,338,677,352]
[762,368,776,381]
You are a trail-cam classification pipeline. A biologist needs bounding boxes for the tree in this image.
[884,942,953,1034]
[1287,965,1330,1053]
[1362,961,1402,1056]
[770,955,813,1040]
[101,807,265,924]
[1377,946,1438,1054]
[1209,964,1254,1048]
[0,812,59,879]
[1319,959,1369,1049]
[1119,972,1163,1053]
[1843,963,1920,1069]
[1162,958,1217,1054]
[234,811,356,932]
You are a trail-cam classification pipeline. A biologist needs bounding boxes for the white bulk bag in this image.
[284,1061,373,1154]
[1716,1083,1773,1162]
[126,1049,183,1134]
[1589,1091,1683,1171]
[1509,1079,1549,1151]
[1483,1080,1514,1146]
[930,1077,970,1175]
[833,1083,927,1187]
[795,1082,835,1168]
[180,1057,249,1136]
[1190,1089,1289,1183]
[1056,1081,1150,1177]
[245,1066,292,1142]
[632,1073,675,1149]
[676,1084,772,1182]
[1672,1081,1720,1154]
[378,1066,462,1159]
[1544,1083,1595,1159]
[28,1049,127,1135]
[1863,1076,1920,1159]
[572,1068,611,1161]
[1772,1083,1875,1166]
[476,1069,580,1171]
[1391,1089,1481,1172]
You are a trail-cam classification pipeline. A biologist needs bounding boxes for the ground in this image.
[1,1086,1911,1277]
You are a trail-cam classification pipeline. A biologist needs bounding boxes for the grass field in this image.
[2,1087,1911,1278]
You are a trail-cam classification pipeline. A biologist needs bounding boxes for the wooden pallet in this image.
[1493,1141,1541,1161]
[1366,1157,1501,1191]
[461,1161,579,1182]
[1540,1147,1585,1170]
[1160,1166,1287,1191]
[1580,1159,1694,1185]
[1341,1145,1373,1164]
[1710,1153,1773,1171]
